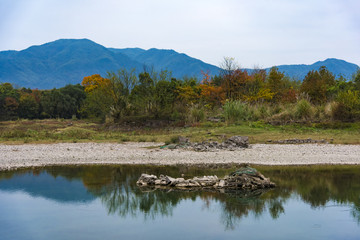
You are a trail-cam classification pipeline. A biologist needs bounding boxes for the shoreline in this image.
[1,142,360,171]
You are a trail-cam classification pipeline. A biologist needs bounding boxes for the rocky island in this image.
[136,166,276,190]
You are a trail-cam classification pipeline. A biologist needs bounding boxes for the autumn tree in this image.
[199,71,225,108]
[81,70,136,121]
[300,66,335,104]
[81,74,113,120]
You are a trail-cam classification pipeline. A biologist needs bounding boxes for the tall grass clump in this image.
[187,105,206,124]
[223,100,251,123]
[252,104,271,120]
[294,99,313,120]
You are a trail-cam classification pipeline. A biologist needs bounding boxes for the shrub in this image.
[332,90,360,121]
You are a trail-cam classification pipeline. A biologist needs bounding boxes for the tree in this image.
[353,69,360,91]
[130,72,155,115]
[154,78,181,118]
[266,67,286,102]
[41,85,85,119]
[81,71,130,121]
[219,57,240,99]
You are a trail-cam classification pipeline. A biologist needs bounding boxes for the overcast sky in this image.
[1,0,359,68]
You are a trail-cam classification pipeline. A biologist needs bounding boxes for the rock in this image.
[218,179,225,188]
[225,136,249,148]
[136,174,158,186]
[161,135,249,152]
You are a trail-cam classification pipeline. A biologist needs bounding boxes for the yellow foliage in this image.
[242,88,275,103]
[176,86,200,105]
[81,74,110,93]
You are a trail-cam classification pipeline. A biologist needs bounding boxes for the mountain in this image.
[111,47,220,79]
[0,39,359,89]
[0,39,144,89]
[272,58,359,80]
[0,39,220,89]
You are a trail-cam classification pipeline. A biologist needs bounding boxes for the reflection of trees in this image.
[92,168,187,219]
[2,165,360,227]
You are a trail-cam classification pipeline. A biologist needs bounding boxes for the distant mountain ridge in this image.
[271,58,359,80]
[0,39,358,89]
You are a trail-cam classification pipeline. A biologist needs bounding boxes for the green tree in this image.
[41,85,85,119]
[131,72,156,115]
[18,93,39,119]
[0,83,20,120]
[353,69,360,91]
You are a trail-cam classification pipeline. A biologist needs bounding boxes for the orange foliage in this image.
[199,71,225,107]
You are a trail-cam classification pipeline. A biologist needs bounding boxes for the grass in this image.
[0,119,360,144]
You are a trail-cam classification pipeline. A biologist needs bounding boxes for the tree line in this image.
[1,59,360,123]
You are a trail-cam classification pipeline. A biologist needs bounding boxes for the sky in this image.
[0,0,359,68]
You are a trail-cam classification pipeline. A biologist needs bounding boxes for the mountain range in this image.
[0,39,358,89]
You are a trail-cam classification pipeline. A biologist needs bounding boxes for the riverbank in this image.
[1,142,359,171]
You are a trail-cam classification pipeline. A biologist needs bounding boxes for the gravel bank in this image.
[1,142,359,171]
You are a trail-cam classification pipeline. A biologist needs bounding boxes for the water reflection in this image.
[1,165,360,228]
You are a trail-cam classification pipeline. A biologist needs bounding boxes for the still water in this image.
[0,165,359,240]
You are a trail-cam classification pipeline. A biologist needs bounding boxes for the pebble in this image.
[0,142,359,171]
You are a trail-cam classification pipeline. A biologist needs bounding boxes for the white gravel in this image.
[1,142,359,170]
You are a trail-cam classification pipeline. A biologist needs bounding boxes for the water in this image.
[0,165,359,240]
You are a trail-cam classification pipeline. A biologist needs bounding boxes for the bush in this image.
[332,90,360,121]
[331,103,357,122]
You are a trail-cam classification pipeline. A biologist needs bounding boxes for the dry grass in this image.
[0,119,359,145]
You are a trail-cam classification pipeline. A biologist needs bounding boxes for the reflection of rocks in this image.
[137,167,275,190]
[162,136,249,152]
